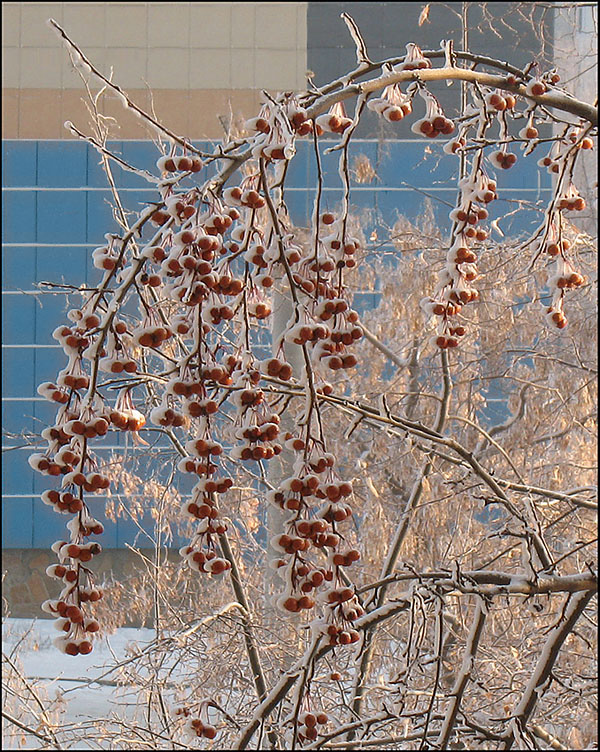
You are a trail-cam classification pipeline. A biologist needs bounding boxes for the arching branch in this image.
[306,67,598,125]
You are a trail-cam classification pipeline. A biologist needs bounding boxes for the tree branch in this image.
[503,589,596,750]
[306,66,598,125]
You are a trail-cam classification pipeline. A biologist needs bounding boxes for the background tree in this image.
[4,6,597,750]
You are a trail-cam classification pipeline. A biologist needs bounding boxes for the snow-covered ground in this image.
[2,617,166,749]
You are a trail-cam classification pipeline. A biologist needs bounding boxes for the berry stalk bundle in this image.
[32,37,593,652]
[33,19,595,746]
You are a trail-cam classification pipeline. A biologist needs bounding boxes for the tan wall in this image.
[2,2,308,138]
[553,4,597,231]
[3,548,188,625]
[2,86,267,138]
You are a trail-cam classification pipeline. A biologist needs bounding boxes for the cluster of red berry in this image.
[532,126,593,329]
[412,88,455,139]
[315,101,353,134]
[396,42,432,71]
[422,167,495,348]
[175,704,217,740]
[367,81,413,122]
[157,154,203,173]
[296,711,329,743]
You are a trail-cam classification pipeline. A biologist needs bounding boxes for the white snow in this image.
[2,618,161,750]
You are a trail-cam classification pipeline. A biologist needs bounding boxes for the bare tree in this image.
[5,6,597,750]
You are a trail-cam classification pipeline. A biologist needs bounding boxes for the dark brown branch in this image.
[502,589,597,750]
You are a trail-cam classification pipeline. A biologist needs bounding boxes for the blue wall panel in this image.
[2,348,35,397]
[86,190,119,243]
[86,141,120,185]
[3,138,551,550]
[37,191,88,244]
[2,191,37,243]
[376,141,458,189]
[2,246,37,290]
[37,141,88,188]
[3,499,34,548]
[119,141,161,187]
[2,294,36,344]
[284,139,310,189]
[121,189,156,223]
[2,142,37,187]
[33,295,70,345]
[32,399,61,429]
[37,245,89,287]
[2,400,35,436]
[2,448,35,497]
[31,499,118,549]
[33,346,67,386]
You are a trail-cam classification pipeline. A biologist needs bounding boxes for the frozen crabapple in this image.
[557,184,586,212]
[261,357,294,381]
[315,101,353,134]
[396,42,431,71]
[525,79,547,97]
[411,88,454,138]
[490,150,517,169]
[444,137,466,155]
[286,102,313,136]
[157,153,203,173]
[92,244,121,271]
[367,80,413,122]
[519,123,540,140]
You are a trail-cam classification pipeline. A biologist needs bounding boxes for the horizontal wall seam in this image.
[3,244,99,247]
[2,291,77,296]
[2,138,454,144]
[2,494,193,498]
[2,186,551,192]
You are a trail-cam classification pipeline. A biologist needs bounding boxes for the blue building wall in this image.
[2,138,552,548]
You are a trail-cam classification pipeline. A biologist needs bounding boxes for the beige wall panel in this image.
[63,4,107,48]
[62,47,108,88]
[296,56,308,91]
[61,88,152,141]
[255,3,299,49]
[147,47,190,89]
[105,4,148,48]
[2,3,21,48]
[230,49,256,90]
[2,89,19,138]
[296,3,307,50]
[61,88,149,139]
[4,2,308,91]
[20,4,64,47]
[230,3,256,48]
[255,49,299,90]
[3,3,309,134]
[20,47,63,88]
[2,47,20,88]
[103,48,148,89]
[190,48,231,89]
[148,3,191,48]
[190,4,232,48]
[19,89,62,138]
[61,89,95,136]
